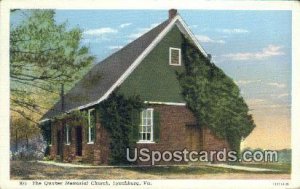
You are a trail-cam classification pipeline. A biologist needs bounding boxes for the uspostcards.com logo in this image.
[126,148,278,165]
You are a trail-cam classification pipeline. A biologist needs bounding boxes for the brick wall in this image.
[49,119,111,165]
[49,105,230,165]
[135,104,230,165]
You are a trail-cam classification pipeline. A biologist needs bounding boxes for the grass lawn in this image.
[10,161,291,180]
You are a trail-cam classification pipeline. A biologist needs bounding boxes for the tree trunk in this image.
[26,134,29,149]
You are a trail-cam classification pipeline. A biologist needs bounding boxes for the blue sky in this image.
[11,10,292,149]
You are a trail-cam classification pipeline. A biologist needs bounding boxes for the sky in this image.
[14,10,292,150]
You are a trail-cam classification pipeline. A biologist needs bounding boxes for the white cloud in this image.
[218,28,249,34]
[108,45,123,50]
[223,45,285,61]
[235,80,261,85]
[245,98,288,110]
[246,99,266,107]
[84,27,118,36]
[189,25,198,29]
[278,93,289,98]
[272,93,289,99]
[267,82,286,88]
[128,32,144,39]
[195,35,225,44]
[82,37,110,44]
[128,23,160,39]
[119,23,132,28]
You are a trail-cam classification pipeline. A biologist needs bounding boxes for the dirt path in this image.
[10,161,290,180]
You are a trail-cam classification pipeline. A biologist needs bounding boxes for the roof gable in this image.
[118,25,187,103]
[42,14,208,121]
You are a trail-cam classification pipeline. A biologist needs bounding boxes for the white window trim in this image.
[144,101,186,106]
[136,141,156,144]
[65,125,71,145]
[138,108,154,143]
[169,47,181,66]
[87,108,95,144]
[49,122,52,146]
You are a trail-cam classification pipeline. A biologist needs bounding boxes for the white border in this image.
[291,6,300,184]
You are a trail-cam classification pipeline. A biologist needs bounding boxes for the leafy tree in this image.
[178,37,255,153]
[10,10,94,123]
[10,115,40,151]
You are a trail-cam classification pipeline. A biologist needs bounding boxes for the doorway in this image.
[75,126,82,156]
[186,125,202,150]
[57,130,62,156]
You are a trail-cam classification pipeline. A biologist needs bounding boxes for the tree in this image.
[10,115,40,151]
[178,37,255,153]
[10,10,94,123]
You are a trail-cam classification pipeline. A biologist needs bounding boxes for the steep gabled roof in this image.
[42,20,170,120]
[41,14,208,121]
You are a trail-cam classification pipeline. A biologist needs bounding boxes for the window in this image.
[88,109,96,144]
[139,108,153,142]
[169,47,181,66]
[65,125,71,145]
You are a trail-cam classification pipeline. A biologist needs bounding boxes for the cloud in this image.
[278,93,289,98]
[223,45,285,61]
[128,32,144,39]
[189,25,198,29]
[195,35,225,44]
[217,28,249,34]
[82,37,110,44]
[235,80,261,85]
[128,23,159,39]
[246,99,266,107]
[246,98,289,110]
[235,80,286,89]
[84,27,118,36]
[108,45,123,50]
[267,82,286,88]
[271,93,289,99]
[119,23,132,28]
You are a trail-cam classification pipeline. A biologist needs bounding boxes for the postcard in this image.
[0,0,299,188]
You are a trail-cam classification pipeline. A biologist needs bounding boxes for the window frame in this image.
[138,108,154,143]
[87,108,96,144]
[169,47,182,66]
[65,125,71,145]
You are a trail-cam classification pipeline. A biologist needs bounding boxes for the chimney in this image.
[207,54,212,62]
[168,9,177,20]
